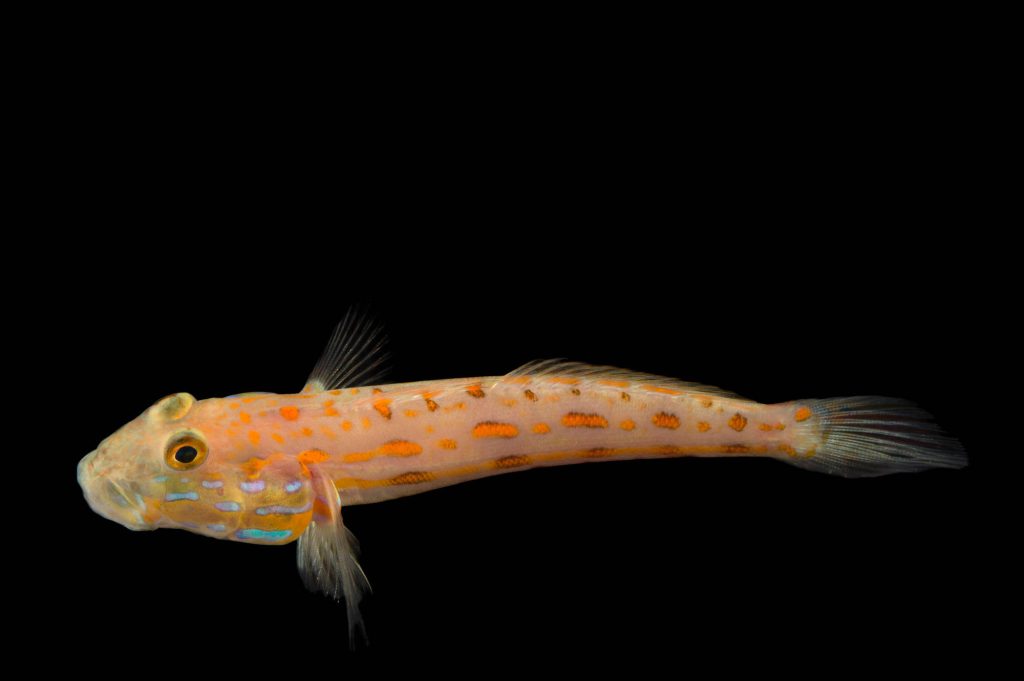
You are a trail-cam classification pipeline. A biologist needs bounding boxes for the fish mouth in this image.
[78,450,153,531]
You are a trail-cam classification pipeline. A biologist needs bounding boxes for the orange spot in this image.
[728,413,748,432]
[279,406,299,421]
[341,420,353,432]
[248,430,261,445]
[794,407,812,422]
[697,421,711,432]
[361,417,372,430]
[444,402,466,412]
[404,409,420,418]
[495,455,531,468]
[229,402,240,410]
[532,423,551,434]
[321,426,336,438]
[759,423,774,432]
[502,399,518,407]
[298,449,330,464]
[302,427,313,437]
[777,444,797,457]
[467,385,486,398]
[472,422,520,438]
[562,413,608,428]
[241,457,270,479]
[652,412,681,429]
[271,433,285,444]
[437,438,458,450]
[378,440,424,457]
[391,471,435,485]
[425,425,435,433]
[350,388,360,395]
[372,388,383,395]
[344,452,373,463]
[620,419,636,431]
[775,423,786,431]
[329,390,342,396]
[323,399,335,408]
[523,389,538,402]
[550,377,580,385]
[239,411,252,424]
[598,379,630,388]
[373,398,392,420]
[241,397,257,404]
[425,398,439,412]
[325,406,339,417]
[642,385,681,395]
[507,376,531,385]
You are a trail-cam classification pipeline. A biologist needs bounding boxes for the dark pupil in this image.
[175,445,199,463]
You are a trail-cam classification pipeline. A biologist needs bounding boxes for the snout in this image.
[78,449,153,531]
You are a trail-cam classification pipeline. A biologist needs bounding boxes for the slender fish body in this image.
[77,314,966,642]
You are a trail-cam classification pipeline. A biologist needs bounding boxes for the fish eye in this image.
[165,434,208,470]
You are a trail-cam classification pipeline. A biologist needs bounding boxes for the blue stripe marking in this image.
[235,528,292,541]
[165,492,199,502]
[215,501,242,512]
[285,481,303,493]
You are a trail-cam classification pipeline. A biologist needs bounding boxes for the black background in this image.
[32,27,994,672]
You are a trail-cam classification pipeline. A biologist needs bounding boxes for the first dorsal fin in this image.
[303,308,390,392]
[501,359,745,400]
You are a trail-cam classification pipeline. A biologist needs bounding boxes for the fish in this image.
[78,309,966,643]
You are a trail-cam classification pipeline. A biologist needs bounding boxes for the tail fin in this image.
[783,397,967,478]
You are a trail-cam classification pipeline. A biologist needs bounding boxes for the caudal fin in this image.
[783,397,967,478]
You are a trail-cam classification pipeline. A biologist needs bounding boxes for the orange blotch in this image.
[424,398,439,412]
[697,421,711,432]
[325,406,339,417]
[373,398,392,420]
[378,440,424,457]
[404,409,420,418]
[329,390,342,396]
[279,406,300,421]
[620,419,636,431]
[728,413,748,432]
[271,433,285,444]
[642,385,682,395]
[775,423,786,431]
[320,426,336,438]
[794,407,812,422]
[549,377,580,385]
[466,385,486,398]
[323,399,335,407]
[437,438,458,450]
[241,457,270,479]
[652,412,681,429]
[229,402,241,410]
[301,427,314,437]
[248,430,261,445]
[350,388,360,395]
[298,449,330,464]
[506,376,531,385]
[758,423,774,432]
[562,413,609,428]
[341,420,353,432]
[239,411,252,424]
[361,417,372,430]
[241,397,258,404]
[495,455,532,468]
[598,379,630,388]
[502,399,518,407]
[425,425,435,434]
[444,402,466,412]
[345,452,374,463]
[532,423,551,434]
[777,444,798,457]
[472,422,520,438]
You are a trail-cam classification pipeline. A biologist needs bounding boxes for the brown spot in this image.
[372,388,383,395]
[467,385,486,398]
[570,388,581,396]
[621,392,631,402]
[583,448,615,458]
[652,412,681,429]
[794,407,812,422]
[697,421,711,432]
[701,399,714,408]
[495,455,532,469]
[424,398,439,412]
[775,423,786,431]
[759,423,774,432]
[373,398,392,420]
[279,406,300,421]
[523,389,538,402]
[722,444,752,454]
[378,440,423,457]
[391,471,435,485]
[777,443,798,457]
[620,419,636,431]
[472,422,520,438]
[437,438,458,450]
[728,413,748,432]
[532,423,551,434]
[562,413,609,428]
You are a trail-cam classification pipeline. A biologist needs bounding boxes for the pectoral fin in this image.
[297,466,371,647]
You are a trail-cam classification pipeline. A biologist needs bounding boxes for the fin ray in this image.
[304,307,389,392]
